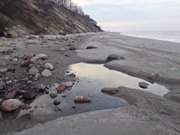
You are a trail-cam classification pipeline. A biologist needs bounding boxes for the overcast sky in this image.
[73,0,180,31]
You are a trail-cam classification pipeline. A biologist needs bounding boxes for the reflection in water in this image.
[0,63,169,135]
[69,63,169,96]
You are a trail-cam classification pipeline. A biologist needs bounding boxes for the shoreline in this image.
[121,31,180,44]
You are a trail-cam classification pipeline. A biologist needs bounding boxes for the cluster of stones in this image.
[0,51,57,113]
[0,46,92,115]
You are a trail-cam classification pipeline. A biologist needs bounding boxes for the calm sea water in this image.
[122,31,180,43]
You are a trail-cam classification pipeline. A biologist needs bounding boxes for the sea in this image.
[122,31,180,43]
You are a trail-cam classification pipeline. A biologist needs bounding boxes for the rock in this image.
[21,60,33,67]
[62,95,67,98]
[36,84,47,93]
[56,84,65,94]
[23,92,37,100]
[63,81,74,88]
[86,46,97,49]
[29,66,39,75]
[72,106,76,109]
[54,107,62,112]
[101,88,119,95]
[0,81,6,90]
[5,91,17,99]
[65,71,76,77]
[44,63,54,70]
[34,73,40,80]
[139,82,149,89]
[0,32,5,37]
[53,99,61,106]
[0,68,8,73]
[6,80,13,85]
[12,58,18,62]
[69,47,76,51]
[41,69,52,77]
[27,80,33,84]
[31,54,48,62]
[74,96,91,104]
[64,54,70,57]
[5,33,13,38]
[1,49,14,55]
[106,54,125,62]
[49,92,58,98]
[7,68,16,73]
[4,55,11,60]
[0,99,24,112]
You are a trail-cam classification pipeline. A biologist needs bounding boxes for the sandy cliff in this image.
[0,0,102,37]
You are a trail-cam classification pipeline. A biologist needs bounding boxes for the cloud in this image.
[99,19,180,31]
[72,0,180,31]
[73,0,180,6]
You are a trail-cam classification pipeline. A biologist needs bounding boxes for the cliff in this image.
[0,0,102,37]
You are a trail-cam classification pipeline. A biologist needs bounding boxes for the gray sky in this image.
[73,0,180,31]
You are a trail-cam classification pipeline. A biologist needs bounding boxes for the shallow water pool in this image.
[54,62,169,115]
[69,63,169,97]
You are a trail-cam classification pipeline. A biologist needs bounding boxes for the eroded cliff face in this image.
[0,0,102,37]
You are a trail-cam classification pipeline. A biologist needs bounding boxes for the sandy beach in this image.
[1,32,180,135]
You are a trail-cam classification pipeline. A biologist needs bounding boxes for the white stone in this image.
[63,81,74,88]
[44,63,54,70]
[41,69,52,77]
[0,68,8,73]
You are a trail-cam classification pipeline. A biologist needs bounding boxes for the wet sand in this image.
[1,32,180,135]
[16,87,180,135]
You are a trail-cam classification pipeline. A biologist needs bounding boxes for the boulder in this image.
[0,99,24,112]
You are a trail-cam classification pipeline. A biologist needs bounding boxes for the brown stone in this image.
[0,99,24,112]
[56,84,65,94]
[74,96,91,104]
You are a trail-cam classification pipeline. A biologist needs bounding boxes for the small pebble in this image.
[49,92,58,98]
[53,99,61,106]
[41,69,52,77]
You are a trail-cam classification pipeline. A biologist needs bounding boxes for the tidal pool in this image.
[69,63,169,97]
[17,63,169,121]
[55,62,169,115]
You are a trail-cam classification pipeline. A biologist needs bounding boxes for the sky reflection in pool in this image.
[69,63,169,97]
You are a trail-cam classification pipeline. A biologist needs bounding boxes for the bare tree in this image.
[53,0,84,15]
